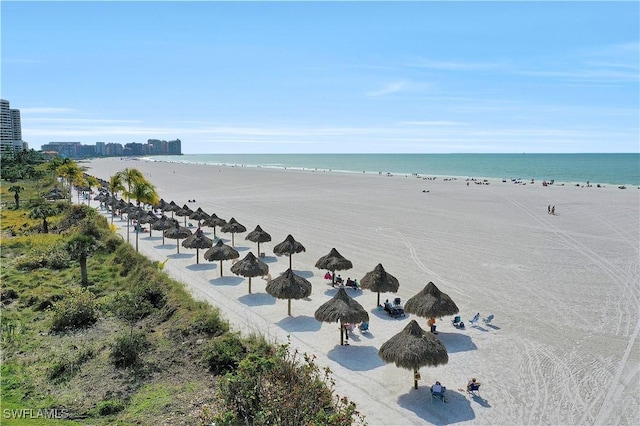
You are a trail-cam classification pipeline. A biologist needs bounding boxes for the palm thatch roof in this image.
[201,213,226,238]
[403,282,459,319]
[360,263,400,306]
[220,217,247,247]
[230,252,269,294]
[151,216,179,245]
[189,207,210,226]
[181,229,214,263]
[204,239,239,277]
[314,288,369,345]
[245,225,272,256]
[315,248,353,284]
[163,223,193,254]
[273,234,306,269]
[266,269,312,316]
[175,204,194,226]
[378,319,449,389]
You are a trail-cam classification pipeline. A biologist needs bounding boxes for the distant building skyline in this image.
[1,99,27,155]
[41,139,182,158]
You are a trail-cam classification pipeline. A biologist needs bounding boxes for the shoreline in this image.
[85,157,640,425]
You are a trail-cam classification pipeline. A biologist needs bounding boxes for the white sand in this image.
[85,158,640,425]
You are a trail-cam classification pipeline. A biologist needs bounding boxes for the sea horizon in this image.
[142,153,640,187]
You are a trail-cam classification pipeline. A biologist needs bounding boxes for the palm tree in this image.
[117,168,145,243]
[57,161,84,204]
[8,185,22,209]
[128,180,159,252]
[66,234,101,286]
[29,202,59,234]
[107,174,124,224]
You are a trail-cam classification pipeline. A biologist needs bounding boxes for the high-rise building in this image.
[0,99,25,155]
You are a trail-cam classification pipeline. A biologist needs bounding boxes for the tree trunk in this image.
[43,218,49,234]
[14,193,19,209]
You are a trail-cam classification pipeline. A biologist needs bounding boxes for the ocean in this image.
[145,153,640,186]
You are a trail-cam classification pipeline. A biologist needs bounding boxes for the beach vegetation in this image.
[0,161,365,425]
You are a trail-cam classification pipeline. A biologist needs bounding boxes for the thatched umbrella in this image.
[163,222,192,254]
[266,268,312,316]
[220,217,247,247]
[181,228,213,264]
[272,234,306,269]
[314,288,369,346]
[404,282,459,321]
[152,216,178,245]
[153,198,169,213]
[315,248,353,285]
[201,213,226,239]
[175,204,193,227]
[360,263,400,306]
[378,319,449,389]
[189,207,210,227]
[230,252,269,294]
[164,200,180,219]
[204,239,239,277]
[245,225,272,257]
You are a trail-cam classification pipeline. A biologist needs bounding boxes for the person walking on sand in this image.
[551,205,555,215]
[548,205,551,214]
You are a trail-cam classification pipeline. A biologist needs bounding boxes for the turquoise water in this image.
[147,153,640,186]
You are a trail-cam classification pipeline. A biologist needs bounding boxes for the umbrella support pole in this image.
[289,256,292,270]
[248,277,252,294]
[176,238,180,253]
[196,249,199,264]
[288,299,292,316]
[219,260,223,277]
[414,368,418,389]
[377,292,381,306]
[340,321,344,346]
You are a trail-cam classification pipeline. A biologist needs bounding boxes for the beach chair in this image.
[393,297,402,306]
[483,314,494,325]
[467,381,481,396]
[469,313,480,325]
[430,385,447,403]
[358,321,370,333]
[452,315,465,329]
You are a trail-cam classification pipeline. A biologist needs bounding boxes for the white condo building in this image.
[1,99,26,155]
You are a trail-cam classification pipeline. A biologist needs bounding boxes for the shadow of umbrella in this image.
[378,320,449,389]
[273,234,306,270]
[220,217,246,247]
[231,252,269,294]
[151,216,178,245]
[181,228,213,264]
[202,213,226,240]
[204,239,239,277]
[315,248,353,286]
[163,222,192,254]
[245,225,272,257]
[360,263,400,307]
[404,282,459,331]
[266,268,312,316]
[314,288,369,346]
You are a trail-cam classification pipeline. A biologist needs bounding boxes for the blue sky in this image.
[2,1,638,154]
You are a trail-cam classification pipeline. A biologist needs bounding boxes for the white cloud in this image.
[366,81,408,97]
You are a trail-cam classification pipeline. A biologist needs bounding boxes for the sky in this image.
[1,1,638,154]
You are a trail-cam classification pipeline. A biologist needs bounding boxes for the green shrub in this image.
[113,244,146,276]
[103,233,123,252]
[97,400,125,416]
[50,288,99,332]
[48,347,94,382]
[192,310,229,337]
[1,287,18,305]
[110,331,150,368]
[203,334,246,375]
[14,244,71,270]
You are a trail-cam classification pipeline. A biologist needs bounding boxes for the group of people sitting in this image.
[430,378,481,403]
[383,299,405,318]
[324,272,360,289]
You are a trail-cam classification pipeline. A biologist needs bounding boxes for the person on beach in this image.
[467,378,481,392]
[548,205,551,214]
[551,205,555,215]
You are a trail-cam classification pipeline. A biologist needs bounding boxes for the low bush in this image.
[97,399,125,416]
[48,347,95,382]
[103,233,123,253]
[110,331,150,368]
[192,310,229,337]
[14,244,70,270]
[1,287,18,305]
[50,287,99,332]
[203,334,247,375]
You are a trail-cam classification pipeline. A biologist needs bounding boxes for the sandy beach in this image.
[85,157,640,425]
